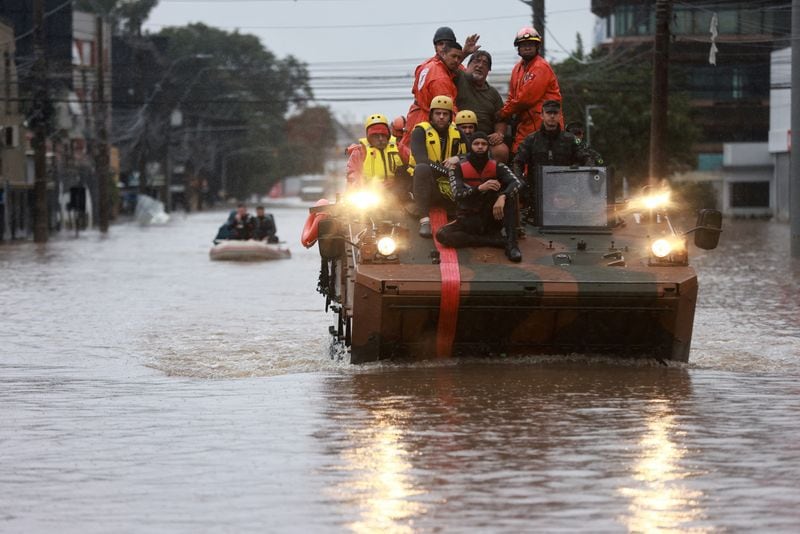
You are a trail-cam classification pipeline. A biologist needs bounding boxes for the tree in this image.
[74,0,158,36]
[147,23,331,199]
[554,47,698,191]
[285,106,337,175]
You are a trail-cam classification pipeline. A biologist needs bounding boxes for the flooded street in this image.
[1,208,799,533]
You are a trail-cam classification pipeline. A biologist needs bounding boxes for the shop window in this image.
[731,182,769,208]
[718,9,739,34]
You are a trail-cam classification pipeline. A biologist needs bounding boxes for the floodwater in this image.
[1,207,799,533]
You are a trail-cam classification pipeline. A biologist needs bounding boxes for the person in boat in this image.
[455,50,509,163]
[436,131,522,262]
[401,42,470,151]
[215,203,254,241]
[345,113,409,202]
[253,205,279,243]
[408,94,468,238]
[512,100,596,217]
[497,27,562,154]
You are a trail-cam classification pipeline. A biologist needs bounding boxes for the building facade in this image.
[0,18,27,240]
[592,0,790,164]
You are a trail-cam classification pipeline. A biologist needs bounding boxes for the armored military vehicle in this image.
[303,166,721,363]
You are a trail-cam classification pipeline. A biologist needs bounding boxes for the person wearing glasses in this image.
[497,27,562,154]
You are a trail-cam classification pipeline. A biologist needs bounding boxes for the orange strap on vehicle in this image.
[300,199,330,248]
[430,207,460,358]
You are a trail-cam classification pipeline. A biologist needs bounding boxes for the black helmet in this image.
[432,26,456,44]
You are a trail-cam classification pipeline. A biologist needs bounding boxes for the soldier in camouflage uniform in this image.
[565,120,604,166]
[512,100,596,215]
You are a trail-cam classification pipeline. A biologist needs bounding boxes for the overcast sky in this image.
[145,0,598,123]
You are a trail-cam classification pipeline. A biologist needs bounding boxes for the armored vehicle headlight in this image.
[377,236,398,256]
[643,190,671,210]
[651,238,673,258]
[347,190,382,210]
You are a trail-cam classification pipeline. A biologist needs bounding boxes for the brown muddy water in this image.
[1,208,799,533]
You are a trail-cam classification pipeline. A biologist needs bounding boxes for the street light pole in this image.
[649,0,672,187]
[32,0,49,243]
[96,16,110,233]
[136,54,211,203]
[585,105,602,147]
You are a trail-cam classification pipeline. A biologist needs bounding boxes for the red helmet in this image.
[514,27,542,47]
[391,115,406,135]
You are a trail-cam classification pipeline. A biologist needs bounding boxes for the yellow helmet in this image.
[455,110,478,126]
[364,113,390,132]
[429,95,454,113]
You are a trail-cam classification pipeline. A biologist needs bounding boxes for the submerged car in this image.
[304,166,721,363]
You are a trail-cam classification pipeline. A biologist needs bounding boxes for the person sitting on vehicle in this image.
[436,131,522,262]
[513,100,595,214]
[345,113,409,203]
[401,39,469,150]
[252,205,279,243]
[455,50,509,163]
[498,27,562,153]
[390,115,411,163]
[408,94,468,238]
[565,120,604,166]
[454,110,478,139]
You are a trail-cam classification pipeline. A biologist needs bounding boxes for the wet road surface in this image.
[1,208,799,532]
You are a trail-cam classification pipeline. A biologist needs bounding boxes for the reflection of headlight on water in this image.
[651,238,684,258]
[377,236,397,256]
[347,190,382,210]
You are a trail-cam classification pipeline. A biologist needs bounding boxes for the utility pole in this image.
[520,0,546,58]
[96,16,110,233]
[649,0,671,187]
[32,0,49,243]
[792,0,800,256]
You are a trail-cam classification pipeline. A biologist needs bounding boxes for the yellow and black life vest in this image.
[408,122,466,172]
[359,136,404,184]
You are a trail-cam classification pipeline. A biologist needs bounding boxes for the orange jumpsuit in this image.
[499,54,562,152]
[400,56,458,148]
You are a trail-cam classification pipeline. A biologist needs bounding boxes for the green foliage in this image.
[137,23,333,199]
[74,0,158,35]
[286,107,337,174]
[554,47,698,189]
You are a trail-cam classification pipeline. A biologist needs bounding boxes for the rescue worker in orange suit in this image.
[408,95,467,238]
[497,27,562,153]
[390,115,411,164]
[436,131,522,262]
[404,27,480,146]
[401,41,465,151]
[346,113,408,201]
